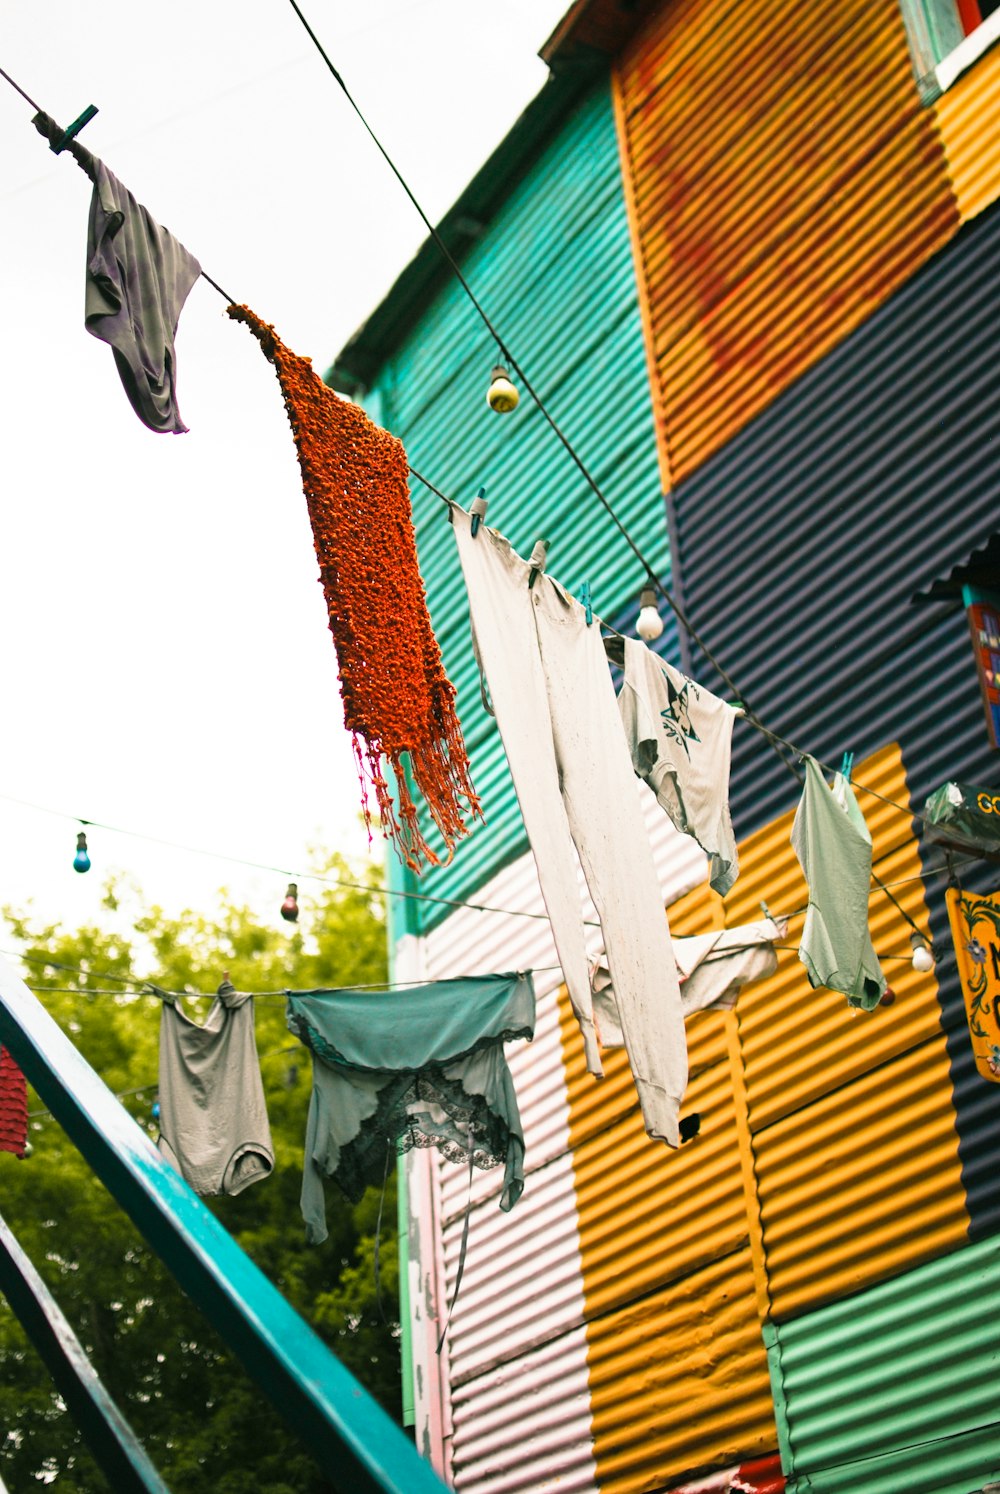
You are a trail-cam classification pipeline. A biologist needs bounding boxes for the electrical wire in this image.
[0,62,950,846]
[0,63,980,945]
[279,0,804,781]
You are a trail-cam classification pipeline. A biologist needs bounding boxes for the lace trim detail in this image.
[333,1065,512,1204]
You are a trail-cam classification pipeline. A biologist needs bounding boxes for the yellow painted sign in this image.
[947,888,1000,1083]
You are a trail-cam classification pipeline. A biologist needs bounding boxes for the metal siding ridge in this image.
[584,1249,777,1492]
[754,1042,968,1319]
[367,77,667,929]
[449,1326,598,1494]
[935,36,1000,221]
[616,0,958,484]
[571,1056,749,1318]
[773,1235,1000,1489]
[438,1151,588,1386]
[723,746,950,1133]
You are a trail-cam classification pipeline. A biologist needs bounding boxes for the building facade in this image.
[330,3,1000,1490]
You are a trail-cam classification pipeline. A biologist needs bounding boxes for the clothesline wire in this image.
[0,64,968,941]
[261,17,942,832]
[25,1040,303,1122]
[0,65,40,112]
[0,63,948,849]
[282,0,806,786]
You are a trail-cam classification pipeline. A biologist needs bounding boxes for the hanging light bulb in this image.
[636,585,664,642]
[280,882,300,923]
[72,831,91,874]
[910,932,935,973]
[486,363,519,414]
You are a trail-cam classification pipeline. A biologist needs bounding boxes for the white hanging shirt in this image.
[612,637,739,895]
[590,917,786,1041]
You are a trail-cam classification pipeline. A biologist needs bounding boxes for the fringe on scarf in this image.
[228,304,481,872]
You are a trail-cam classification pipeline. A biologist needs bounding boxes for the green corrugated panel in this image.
[771,1236,1000,1493]
[368,79,667,931]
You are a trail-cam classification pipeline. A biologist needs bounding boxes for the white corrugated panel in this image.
[401,789,706,1490]
[450,1326,599,1494]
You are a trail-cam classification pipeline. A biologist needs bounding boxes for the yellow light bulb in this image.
[487,364,519,413]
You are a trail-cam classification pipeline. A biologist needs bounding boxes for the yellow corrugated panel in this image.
[724,744,950,1132]
[572,1057,747,1317]
[754,1043,968,1318]
[558,885,777,1488]
[724,742,969,1319]
[936,41,1000,221]
[585,1250,776,1493]
[615,0,958,485]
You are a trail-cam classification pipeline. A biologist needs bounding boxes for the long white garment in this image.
[590,917,787,1042]
[451,504,686,1146]
[611,637,739,895]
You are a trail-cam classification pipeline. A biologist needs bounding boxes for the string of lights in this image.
[0,62,974,957]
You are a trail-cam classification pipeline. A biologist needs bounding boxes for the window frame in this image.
[900,0,1000,99]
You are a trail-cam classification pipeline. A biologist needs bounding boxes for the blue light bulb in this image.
[73,831,91,874]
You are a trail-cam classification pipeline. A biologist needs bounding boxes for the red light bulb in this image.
[280,882,299,923]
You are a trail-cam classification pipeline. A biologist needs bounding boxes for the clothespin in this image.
[840,751,854,782]
[50,104,99,154]
[730,700,746,717]
[527,538,550,589]
[469,487,488,538]
[577,580,593,625]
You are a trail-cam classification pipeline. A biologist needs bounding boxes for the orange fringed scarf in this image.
[228,304,480,872]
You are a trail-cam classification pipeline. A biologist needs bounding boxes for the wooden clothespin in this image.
[527,538,550,589]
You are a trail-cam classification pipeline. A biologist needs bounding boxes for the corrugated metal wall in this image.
[559,887,778,1492]
[364,76,672,934]
[670,195,1000,1240]
[409,798,707,1492]
[613,0,959,486]
[772,1234,1000,1493]
[725,745,970,1323]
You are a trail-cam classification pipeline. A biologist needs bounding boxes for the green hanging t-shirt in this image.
[791,757,887,1010]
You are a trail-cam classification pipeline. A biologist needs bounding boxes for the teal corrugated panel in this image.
[772,1236,1000,1492]
[372,80,668,929]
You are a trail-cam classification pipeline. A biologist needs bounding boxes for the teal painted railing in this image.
[0,954,447,1494]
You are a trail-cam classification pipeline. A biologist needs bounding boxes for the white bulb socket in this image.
[636,586,664,642]
[910,934,935,973]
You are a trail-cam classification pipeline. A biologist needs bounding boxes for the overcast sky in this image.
[0,0,570,938]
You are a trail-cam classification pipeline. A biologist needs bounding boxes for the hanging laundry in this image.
[451,505,687,1146]
[791,756,887,1009]
[156,979,273,1196]
[0,1047,28,1159]
[227,305,479,872]
[32,111,201,434]
[286,972,534,1244]
[591,917,787,1039]
[606,636,739,895]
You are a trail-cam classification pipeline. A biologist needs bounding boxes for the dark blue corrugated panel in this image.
[360,78,676,935]
[674,197,1000,1238]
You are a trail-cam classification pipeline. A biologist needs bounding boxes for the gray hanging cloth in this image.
[156,980,274,1196]
[33,111,201,433]
[791,756,887,1009]
[286,972,535,1245]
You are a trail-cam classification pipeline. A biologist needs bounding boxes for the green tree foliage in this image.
[0,859,401,1492]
